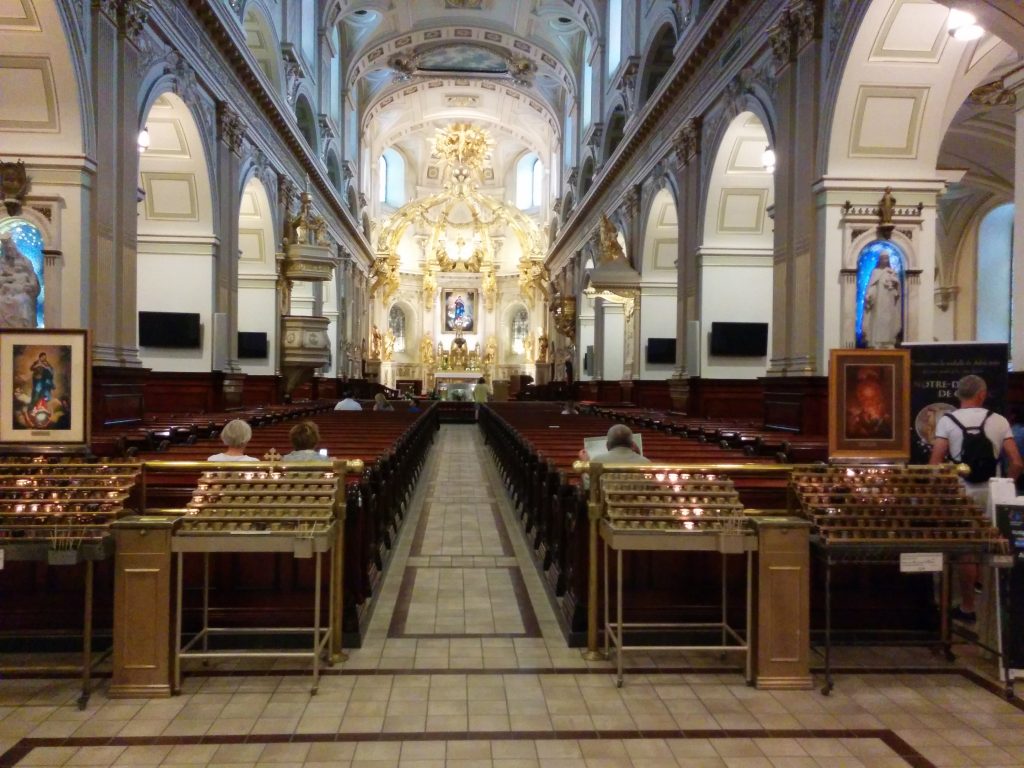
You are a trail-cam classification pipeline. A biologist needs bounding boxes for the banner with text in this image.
[903,342,1008,464]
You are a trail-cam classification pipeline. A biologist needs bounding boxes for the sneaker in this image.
[974,581,984,594]
[951,606,976,624]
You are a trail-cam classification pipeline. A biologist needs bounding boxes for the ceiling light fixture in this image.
[137,127,151,153]
[948,8,984,41]
[761,147,776,174]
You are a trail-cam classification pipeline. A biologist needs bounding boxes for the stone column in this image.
[767,0,823,376]
[214,103,244,372]
[668,118,701,409]
[1008,70,1024,371]
[90,0,149,367]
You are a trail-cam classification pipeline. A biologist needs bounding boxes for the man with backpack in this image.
[929,374,1023,623]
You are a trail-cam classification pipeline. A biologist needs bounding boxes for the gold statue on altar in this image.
[420,333,435,365]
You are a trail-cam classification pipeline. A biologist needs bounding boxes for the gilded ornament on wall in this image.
[598,214,626,264]
[370,255,399,304]
[481,268,496,311]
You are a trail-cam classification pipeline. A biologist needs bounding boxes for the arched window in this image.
[607,0,622,75]
[516,153,542,210]
[301,0,316,65]
[295,96,317,152]
[976,203,1013,342]
[329,27,341,124]
[379,147,404,207]
[582,40,593,128]
[0,219,45,328]
[855,240,906,349]
[563,113,574,166]
[388,305,407,353]
[511,307,530,354]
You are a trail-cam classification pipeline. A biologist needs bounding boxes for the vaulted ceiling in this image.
[331,0,595,199]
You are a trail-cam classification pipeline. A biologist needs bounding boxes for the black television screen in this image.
[138,311,201,349]
[646,338,676,365]
[709,322,768,357]
[238,331,269,359]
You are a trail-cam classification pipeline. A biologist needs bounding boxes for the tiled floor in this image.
[3,425,1024,766]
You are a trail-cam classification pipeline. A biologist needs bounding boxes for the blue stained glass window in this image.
[0,219,45,328]
[855,240,905,348]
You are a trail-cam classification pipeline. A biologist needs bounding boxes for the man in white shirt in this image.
[335,391,362,411]
[582,424,650,465]
[929,374,1023,623]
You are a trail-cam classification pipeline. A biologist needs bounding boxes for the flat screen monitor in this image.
[646,338,676,364]
[709,322,768,357]
[138,311,201,349]
[237,331,269,359]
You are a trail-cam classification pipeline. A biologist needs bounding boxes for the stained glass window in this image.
[389,304,406,353]
[511,307,529,354]
[855,240,905,348]
[0,218,45,328]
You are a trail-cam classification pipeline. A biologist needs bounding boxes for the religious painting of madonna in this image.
[443,290,475,333]
[0,329,89,449]
[828,348,910,461]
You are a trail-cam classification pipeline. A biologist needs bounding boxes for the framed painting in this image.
[828,348,910,461]
[0,329,90,449]
[443,289,476,333]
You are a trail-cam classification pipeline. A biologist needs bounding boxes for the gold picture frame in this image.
[0,328,90,450]
[828,348,910,461]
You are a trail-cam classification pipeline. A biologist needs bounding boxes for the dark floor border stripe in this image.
[0,729,936,768]
[386,566,417,637]
[386,565,541,639]
[408,501,433,556]
[489,501,516,556]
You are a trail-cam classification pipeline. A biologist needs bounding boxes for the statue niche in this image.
[0,234,40,328]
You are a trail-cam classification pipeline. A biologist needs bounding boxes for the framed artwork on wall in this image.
[0,329,90,449]
[443,290,476,333]
[828,348,910,461]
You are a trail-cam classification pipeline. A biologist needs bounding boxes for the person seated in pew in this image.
[207,419,259,462]
[579,424,649,464]
[281,420,328,461]
[373,393,394,412]
[335,391,362,411]
[561,401,577,415]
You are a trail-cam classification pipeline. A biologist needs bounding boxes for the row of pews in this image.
[1,404,438,646]
[90,400,337,458]
[480,403,934,646]
[136,406,440,644]
[589,406,829,463]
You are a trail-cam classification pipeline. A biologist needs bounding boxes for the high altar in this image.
[365,124,556,394]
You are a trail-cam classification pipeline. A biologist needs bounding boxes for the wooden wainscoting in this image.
[92,366,149,428]
[760,375,828,434]
[689,378,764,419]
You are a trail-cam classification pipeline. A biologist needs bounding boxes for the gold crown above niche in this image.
[374,123,544,283]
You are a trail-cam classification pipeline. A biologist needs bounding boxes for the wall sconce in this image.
[761,147,776,174]
[948,9,984,41]
[137,127,151,153]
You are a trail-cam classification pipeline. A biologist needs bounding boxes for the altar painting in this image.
[0,329,89,446]
[444,290,475,332]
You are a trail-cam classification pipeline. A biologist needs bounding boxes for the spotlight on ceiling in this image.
[948,8,984,41]
[137,127,151,153]
[761,147,776,174]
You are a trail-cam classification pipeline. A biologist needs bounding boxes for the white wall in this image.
[137,242,214,372]
[237,279,277,376]
[639,288,676,379]
[700,252,772,379]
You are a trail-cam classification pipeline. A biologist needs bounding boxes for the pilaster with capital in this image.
[669,118,702,398]
[213,102,246,371]
[1007,69,1024,370]
[88,0,147,367]
[767,0,824,376]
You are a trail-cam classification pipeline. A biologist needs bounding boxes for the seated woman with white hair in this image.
[207,418,259,462]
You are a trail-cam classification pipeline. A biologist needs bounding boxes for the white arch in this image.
[137,91,217,373]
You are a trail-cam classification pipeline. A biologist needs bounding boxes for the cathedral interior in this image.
[2,1,1024,766]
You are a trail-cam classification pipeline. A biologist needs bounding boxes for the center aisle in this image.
[350,424,583,675]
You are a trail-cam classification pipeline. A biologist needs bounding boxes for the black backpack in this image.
[944,411,998,483]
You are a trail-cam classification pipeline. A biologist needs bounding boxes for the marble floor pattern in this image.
[3,425,1024,767]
